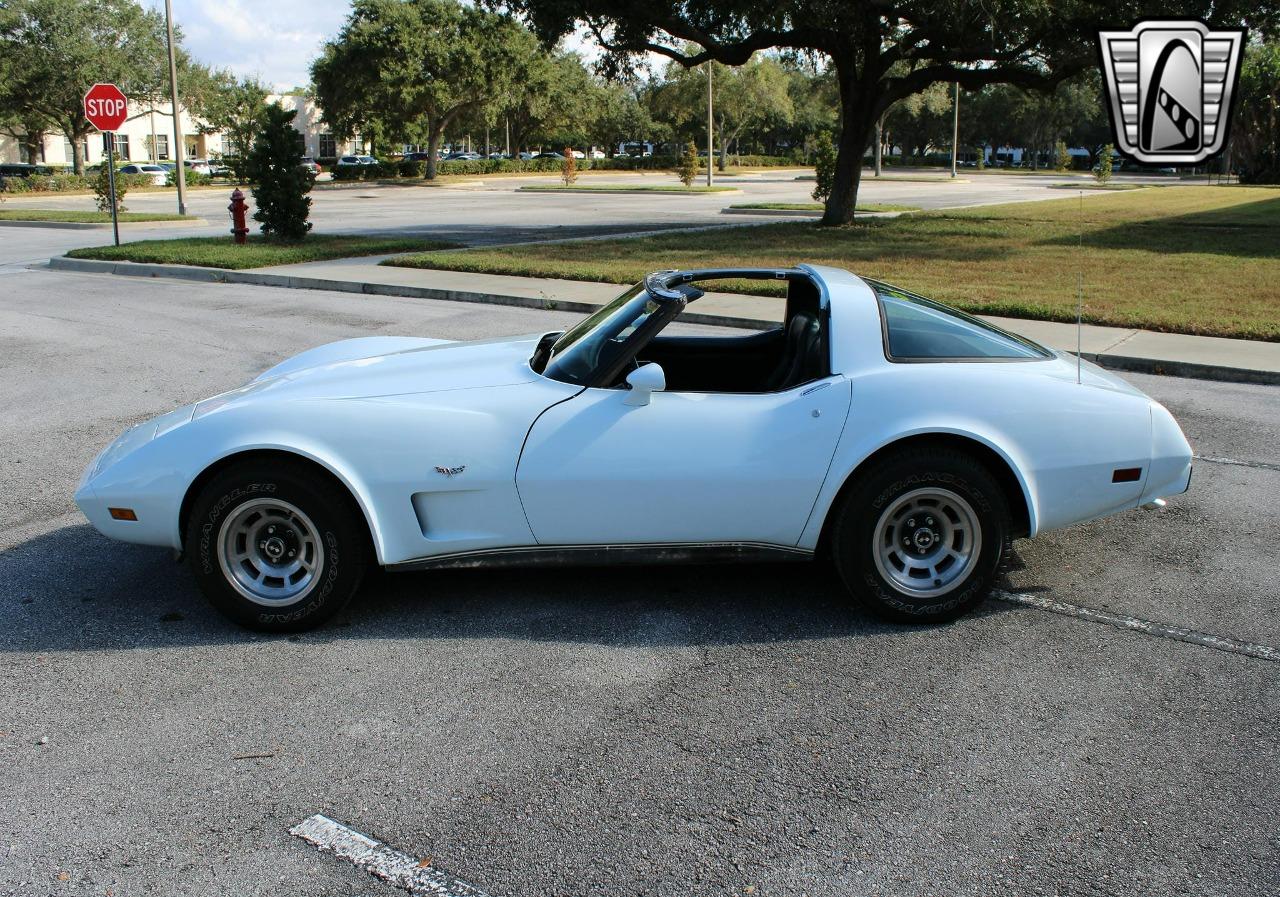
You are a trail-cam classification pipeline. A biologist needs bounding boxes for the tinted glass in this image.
[872,281,1051,360]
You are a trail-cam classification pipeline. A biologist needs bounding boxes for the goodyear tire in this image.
[832,448,1009,623]
[186,460,369,632]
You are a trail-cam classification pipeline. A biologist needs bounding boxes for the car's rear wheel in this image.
[831,448,1010,623]
[186,460,369,632]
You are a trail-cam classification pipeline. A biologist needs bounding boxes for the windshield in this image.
[542,284,667,386]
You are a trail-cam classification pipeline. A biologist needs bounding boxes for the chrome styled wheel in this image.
[871,487,982,599]
[216,498,324,606]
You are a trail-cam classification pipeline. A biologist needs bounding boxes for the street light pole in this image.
[163,0,187,215]
[950,82,960,179]
[706,62,713,188]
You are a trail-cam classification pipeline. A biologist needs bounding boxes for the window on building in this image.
[318,133,336,158]
[154,134,169,160]
[106,133,130,161]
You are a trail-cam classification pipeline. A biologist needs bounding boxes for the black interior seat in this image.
[764,311,821,391]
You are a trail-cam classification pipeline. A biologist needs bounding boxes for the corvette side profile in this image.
[76,266,1193,631]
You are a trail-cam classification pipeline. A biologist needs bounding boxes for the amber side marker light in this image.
[108,508,138,521]
[1112,468,1142,483]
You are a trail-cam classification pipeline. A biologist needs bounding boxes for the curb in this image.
[517,186,744,196]
[47,256,1280,387]
[0,217,207,231]
[722,207,821,218]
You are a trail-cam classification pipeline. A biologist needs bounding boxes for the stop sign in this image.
[83,83,128,131]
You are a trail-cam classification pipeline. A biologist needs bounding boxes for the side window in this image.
[873,282,1052,360]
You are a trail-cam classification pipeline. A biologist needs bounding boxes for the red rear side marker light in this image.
[1112,468,1142,483]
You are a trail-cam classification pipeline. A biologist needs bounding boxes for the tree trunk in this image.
[821,70,877,226]
[70,127,87,176]
[424,126,443,179]
[21,130,43,164]
[718,133,728,171]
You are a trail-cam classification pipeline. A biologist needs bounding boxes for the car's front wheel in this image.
[831,448,1010,623]
[186,460,369,631]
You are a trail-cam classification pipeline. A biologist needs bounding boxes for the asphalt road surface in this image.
[1,268,1277,897]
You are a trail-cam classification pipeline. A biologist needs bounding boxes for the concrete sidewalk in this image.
[47,254,1280,385]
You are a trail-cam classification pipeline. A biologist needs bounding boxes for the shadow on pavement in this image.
[0,523,1019,653]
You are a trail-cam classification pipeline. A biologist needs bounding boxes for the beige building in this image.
[0,93,359,166]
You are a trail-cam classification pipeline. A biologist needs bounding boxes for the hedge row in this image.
[0,172,158,193]
[329,153,797,181]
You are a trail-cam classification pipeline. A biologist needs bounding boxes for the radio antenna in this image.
[1076,190,1084,385]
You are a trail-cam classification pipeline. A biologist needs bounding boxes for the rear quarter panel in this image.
[798,361,1153,547]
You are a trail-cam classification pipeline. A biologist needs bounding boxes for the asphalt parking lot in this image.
[2,268,1278,897]
[0,169,1147,260]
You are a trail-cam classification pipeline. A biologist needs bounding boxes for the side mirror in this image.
[622,362,666,406]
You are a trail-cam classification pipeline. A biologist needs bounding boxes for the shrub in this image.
[676,141,699,186]
[811,132,837,203]
[371,159,400,179]
[93,164,127,213]
[332,165,363,181]
[398,159,425,178]
[561,148,578,185]
[167,169,212,188]
[1096,145,1113,184]
[1055,140,1072,171]
[245,103,314,240]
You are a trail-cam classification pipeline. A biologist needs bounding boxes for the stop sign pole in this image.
[83,83,129,246]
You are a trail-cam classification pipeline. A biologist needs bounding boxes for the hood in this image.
[197,334,548,416]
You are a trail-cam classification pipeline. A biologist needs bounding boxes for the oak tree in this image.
[497,0,1273,224]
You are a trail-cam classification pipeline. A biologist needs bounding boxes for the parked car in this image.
[335,155,376,168]
[207,160,233,177]
[588,149,606,159]
[74,265,1192,632]
[118,163,168,186]
[183,159,213,176]
[403,151,434,163]
[532,151,566,160]
[299,157,322,175]
[516,151,534,161]
[443,151,483,161]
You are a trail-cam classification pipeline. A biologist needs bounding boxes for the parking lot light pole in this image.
[950,82,959,178]
[164,0,187,215]
[706,62,713,187]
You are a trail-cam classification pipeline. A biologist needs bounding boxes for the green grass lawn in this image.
[0,209,188,223]
[386,186,1280,341]
[730,202,920,212]
[67,234,462,270]
[518,184,739,194]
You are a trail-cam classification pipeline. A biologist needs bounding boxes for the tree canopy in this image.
[0,0,170,172]
[312,0,541,177]
[495,0,1276,223]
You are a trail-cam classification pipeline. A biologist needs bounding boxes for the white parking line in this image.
[290,814,490,896]
[993,591,1280,663]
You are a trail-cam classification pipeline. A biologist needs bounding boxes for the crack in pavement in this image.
[1194,454,1280,473]
[993,590,1280,663]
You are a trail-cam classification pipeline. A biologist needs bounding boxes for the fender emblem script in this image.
[434,465,466,477]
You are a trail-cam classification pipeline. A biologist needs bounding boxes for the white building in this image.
[0,93,359,167]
